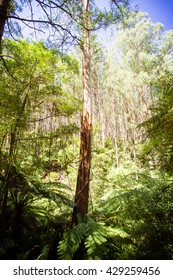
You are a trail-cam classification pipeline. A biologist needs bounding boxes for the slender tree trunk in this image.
[0,94,28,228]
[0,0,10,51]
[71,0,91,227]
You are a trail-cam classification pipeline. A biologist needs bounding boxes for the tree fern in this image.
[57,219,129,260]
[57,222,87,259]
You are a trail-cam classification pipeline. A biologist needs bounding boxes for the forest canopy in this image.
[0,0,173,260]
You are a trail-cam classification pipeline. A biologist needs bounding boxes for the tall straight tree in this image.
[0,0,129,227]
[71,0,91,227]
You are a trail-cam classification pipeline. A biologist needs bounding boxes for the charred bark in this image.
[71,113,92,226]
[71,0,91,227]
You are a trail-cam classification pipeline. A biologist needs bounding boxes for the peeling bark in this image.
[71,0,91,227]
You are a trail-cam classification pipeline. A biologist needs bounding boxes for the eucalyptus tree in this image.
[69,0,129,227]
[0,0,130,228]
[100,11,173,166]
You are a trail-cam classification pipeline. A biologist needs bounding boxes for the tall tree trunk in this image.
[71,0,91,227]
[0,0,10,51]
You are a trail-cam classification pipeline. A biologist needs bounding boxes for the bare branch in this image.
[7,15,81,43]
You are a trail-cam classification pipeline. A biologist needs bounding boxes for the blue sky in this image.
[95,0,173,30]
[131,0,173,30]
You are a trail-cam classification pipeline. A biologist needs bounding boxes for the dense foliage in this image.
[0,10,173,260]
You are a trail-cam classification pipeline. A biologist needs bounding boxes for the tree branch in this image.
[7,15,81,43]
[0,55,18,81]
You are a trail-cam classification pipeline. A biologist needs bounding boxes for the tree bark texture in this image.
[0,0,10,50]
[71,0,91,227]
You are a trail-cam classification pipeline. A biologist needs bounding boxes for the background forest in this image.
[0,0,173,260]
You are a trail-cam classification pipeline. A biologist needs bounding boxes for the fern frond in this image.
[37,245,49,260]
[57,222,87,259]
[57,218,129,260]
